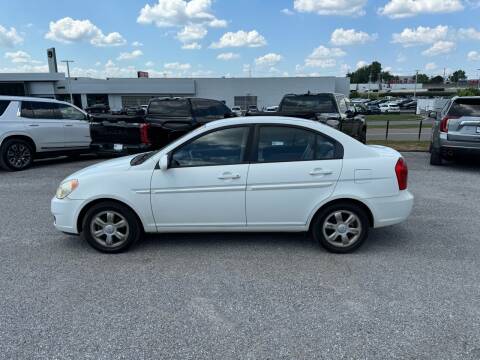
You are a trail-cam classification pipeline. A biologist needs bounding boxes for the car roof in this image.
[0,95,74,107]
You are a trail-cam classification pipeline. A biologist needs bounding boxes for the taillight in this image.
[395,158,408,191]
[140,123,150,145]
[439,115,458,133]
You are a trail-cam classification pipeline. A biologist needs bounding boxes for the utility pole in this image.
[477,69,480,90]
[61,60,74,104]
[414,70,419,99]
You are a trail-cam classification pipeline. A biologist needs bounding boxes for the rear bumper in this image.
[368,190,414,228]
[91,142,152,155]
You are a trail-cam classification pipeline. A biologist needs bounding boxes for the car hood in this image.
[66,155,136,180]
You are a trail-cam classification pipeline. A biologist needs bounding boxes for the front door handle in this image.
[218,173,241,180]
[28,124,40,127]
[64,124,74,127]
[310,168,333,176]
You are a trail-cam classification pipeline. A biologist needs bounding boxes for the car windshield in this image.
[148,99,190,117]
[449,99,480,117]
[281,95,337,113]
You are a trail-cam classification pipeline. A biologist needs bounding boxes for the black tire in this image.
[311,202,369,253]
[360,128,367,144]
[82,201,141,253]
[0,138,34,171]
[430,148,443,166]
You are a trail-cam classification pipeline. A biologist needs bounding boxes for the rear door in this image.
[57,103,91,149]
[446,99,480,142]
[246,125,343,228]
[21,101,65,151]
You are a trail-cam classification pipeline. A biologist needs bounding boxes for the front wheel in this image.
[0,138,34,171]
[82,201,141,253]
[311,203,369,253]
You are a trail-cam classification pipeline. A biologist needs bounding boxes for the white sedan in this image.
[51,117,413,253]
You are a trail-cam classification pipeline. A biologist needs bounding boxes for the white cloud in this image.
[176,23,207,43]
[304,45,345,68]
[392,25,449,46]
[379,0,464,18]
[425,62,437,70]
[5,50,34,63]
[330,28,377,46]
[422,41,455,56]
[210,30,266,48]
[396,53,407,62]
[458,27,480,40]
[293,0,367,16]
[137,0,225,28]
[132,41,144,47]
[0,25,23,47]
[217,52,240,60]
[45,17,126,47]
[117,50,143,60]
[255,53,283,67]
[182,42,201,49]
[145,61,155,67]
[281,8,295,15]
[356,60,368,69]
[0,63,48,73]
[164,62,191,70]
[467,50,480,61]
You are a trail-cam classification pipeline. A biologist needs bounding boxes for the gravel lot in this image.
[0,153,479,359]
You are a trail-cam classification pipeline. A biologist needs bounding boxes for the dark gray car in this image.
[429,96,480,165]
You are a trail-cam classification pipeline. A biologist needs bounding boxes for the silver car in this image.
[0,96,91,171]
[429,96,480,165]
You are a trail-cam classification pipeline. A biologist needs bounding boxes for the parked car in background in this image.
[248,105,259,113]
[51,117,413,254]
[265,106,279,112]
[247,93,367,143]
[0,96,91,171]
[353,103,369,115]
[90,97,235,154]
[379,103,400,113]
[231,106,243,117]
[85,104,110,114]
[429,96,480,165]
[367,104,381,114]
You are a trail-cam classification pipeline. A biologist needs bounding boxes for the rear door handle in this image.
[64,124,74,127]
[218,173,241,180]
[310,168,333,176]
[28,124,39,127]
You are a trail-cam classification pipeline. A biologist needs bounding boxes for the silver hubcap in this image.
[90,211,129,248]
[7,143,31,169]
[322,210,362,248]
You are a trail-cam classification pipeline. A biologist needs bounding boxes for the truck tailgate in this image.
[90,115,144,145]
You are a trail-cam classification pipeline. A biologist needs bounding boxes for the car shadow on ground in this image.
[0,154,101,172]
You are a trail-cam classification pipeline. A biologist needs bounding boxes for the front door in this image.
[57,103,91,149]
[150,126,252,230]
[246,125,343,228]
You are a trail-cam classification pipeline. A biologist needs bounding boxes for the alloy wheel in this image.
[90,211,130,248]
[322,210,362,248]
[6,143,32,169]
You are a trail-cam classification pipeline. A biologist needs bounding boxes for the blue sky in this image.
[0,0,480,79]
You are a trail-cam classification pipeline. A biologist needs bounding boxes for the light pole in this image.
[61,60,74,104]
[414,70,419,99]
[477,69,480,90]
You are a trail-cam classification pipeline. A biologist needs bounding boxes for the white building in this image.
[0,72,349,111]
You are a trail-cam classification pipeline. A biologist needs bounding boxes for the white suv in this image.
[0,96,91,171]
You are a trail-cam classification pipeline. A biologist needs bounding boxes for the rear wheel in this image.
[0,138,34,171]
[82,202,141,253]
[312,202,369,253]
[430,148,443,166]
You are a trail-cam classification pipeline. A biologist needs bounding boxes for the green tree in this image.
[429,75,444,84]
[416,73,430,83]
[457,88,480,96]
[347,61,386,83]
[449,70,466,83]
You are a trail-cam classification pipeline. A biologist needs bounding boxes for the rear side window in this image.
[21,101,60,119]
[0,100,10,116]
[256,126,338,163]
[449,99,480,117]
[148,99,190,117]
[280,95,337,113]
[191,99,220,117]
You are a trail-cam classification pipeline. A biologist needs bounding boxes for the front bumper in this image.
[368,190,414,228]
[51,197,84,234]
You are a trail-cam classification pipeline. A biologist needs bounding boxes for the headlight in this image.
[56,179,79,199]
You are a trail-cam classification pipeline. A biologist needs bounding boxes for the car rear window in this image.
[148,99,190,117]
[0,100,10,116]
[281,95,337,113]
[449,99,480,117]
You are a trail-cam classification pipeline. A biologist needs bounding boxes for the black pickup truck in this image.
[90,97,235,154]
[247,93,367,143]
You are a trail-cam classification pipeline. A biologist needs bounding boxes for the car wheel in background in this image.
[312,202,369,253]
[0,138,34,171]
[430,148,443,166]
[82,201,141,253]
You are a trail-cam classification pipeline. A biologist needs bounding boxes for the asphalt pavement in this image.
[0,153,479,359]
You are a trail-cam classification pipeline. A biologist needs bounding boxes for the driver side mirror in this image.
[428,111,437,119]
[345,109,355,118]
[159,154,169,171]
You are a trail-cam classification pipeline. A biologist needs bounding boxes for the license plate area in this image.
[114,144,124,151]
[476,126,480,134]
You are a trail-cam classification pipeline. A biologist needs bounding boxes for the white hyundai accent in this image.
[51,117,413,253]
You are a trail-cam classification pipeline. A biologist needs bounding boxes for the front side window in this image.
[171,126,250,167]
[191,99,217,118]
[257,126,337,163]
[337,97,348,114]
[57,104,86,120]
